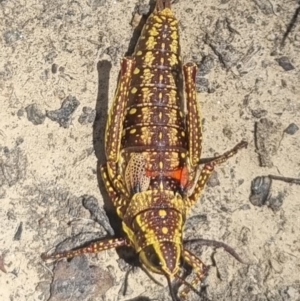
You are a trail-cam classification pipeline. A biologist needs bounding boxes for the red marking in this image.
[146,166,189,188]
[168,169,182,181]
[180,166,189,188]
[145,170,157,177]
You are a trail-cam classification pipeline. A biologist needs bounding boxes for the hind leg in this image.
[186,141,247,209]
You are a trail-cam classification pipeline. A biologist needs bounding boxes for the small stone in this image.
[284,123,299,135]
[51,64,58,74]
[268,192,284,211]
[275,56,295,71]
[78,107,96,125]
[249,176,272,207]
[46,95,80,128]
[25,104,46,125]
[17,108,25,118]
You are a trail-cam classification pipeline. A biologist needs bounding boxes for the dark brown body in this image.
[122,8,187,192]
[119,6,189,277]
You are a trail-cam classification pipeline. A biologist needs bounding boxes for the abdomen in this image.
[122,9,186,154]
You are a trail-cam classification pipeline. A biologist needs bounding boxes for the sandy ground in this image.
[0,0,300,300]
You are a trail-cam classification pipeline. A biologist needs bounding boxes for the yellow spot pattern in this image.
[129,108,137,115]
[162,227,168,234]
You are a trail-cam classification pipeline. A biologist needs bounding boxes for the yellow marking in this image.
[167,73,175,86]
[130,128,136,134]
[142,88,153,103]
[129,108,137,114]
[159,181,163,190]
[159,209,167,217]
[153,16,163,23]
[181,131,185,137]
[171,31,178,40]
[149,27,159,36]
[181,153,186,158]
[144,51,155,64]
[133,68,140,74]
[142,68,154,83]
[170,39,178,53]
[160,8,173,17]
[136,51,143,56]
[159,112,162,120]
[146,36,156,50]
[169,54,178,66]
[161,42,165,50]
[159,74,163,82]
[131,87,137,94]
[168,89,177,105]
[153,22,162,29]
[158,131,163,140]
[159,161,163,169]
[160,57,165,65]
[162,227,168,234]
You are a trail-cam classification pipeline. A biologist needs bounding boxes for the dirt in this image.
[0,0,299,301]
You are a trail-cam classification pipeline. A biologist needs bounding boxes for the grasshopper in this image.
[42,1,247,299]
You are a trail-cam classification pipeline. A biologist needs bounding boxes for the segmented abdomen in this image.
[122,9,186,154]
